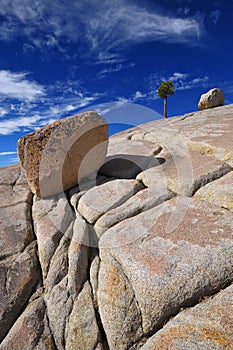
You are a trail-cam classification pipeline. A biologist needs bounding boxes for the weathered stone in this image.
[45,276,73,350]
[94,185,174,238]
[65,281,101,350]
[131,132,146,141]
[0,164,20,185]
[0,201,34,259]
[98,253,144,350]
[44,233,71,294]
[0,183,32,208]
[45,215,89,350]
[44,214,89,296]
[98,197,233,349]
[109,126,143,141]
[0,165,33,259]
[198,88,224,110]
[168,104,233,167]
[18,111,108,198]
[32,193,75,278]
[140,284,233,350]
[144,132,161,143]
[34,316,56,350]
[69,175,114,214]
[77,179,144,224]
[0,242,39,343]
[89,255,101,308]
[70,190,86,214]
[99,138,162,179]
[137,148,232,196]
[16,168,28,185]
[67,214,89,297]
[0,298,46,350]
[195,170,233,210]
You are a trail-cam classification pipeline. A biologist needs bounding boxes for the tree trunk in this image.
[163,97,167,119]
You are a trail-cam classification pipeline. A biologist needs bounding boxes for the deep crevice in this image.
[108,252,233,349]
[191,162,233,196]
[96,189,175,238]
[45,310,58,350]
[109,255,144,350]
[0,241,41,344]
[86,225,110,350]
[131,280,233,349]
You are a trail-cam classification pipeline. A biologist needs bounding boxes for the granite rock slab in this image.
[141,284,233,350]
[18,112,108,197]
[98,197,233,349]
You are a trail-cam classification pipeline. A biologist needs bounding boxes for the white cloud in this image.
[47,96,98,117]
[97,63,135,78]
[132,91,147,100]
[0,115,41,135]
[0,0,205,62]
[148,71,210,97]
[209,9,221,24]
[0,107,8,117]
[175,75,209,91]
[177,7,191,16]
[0,78,102,135]
[169,72,188,81]
[0,151,17,155]
[161,72,209,91]
[0,70,45,101]
[87,2,204,62]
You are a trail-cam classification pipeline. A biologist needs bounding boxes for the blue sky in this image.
[0,0,233,166]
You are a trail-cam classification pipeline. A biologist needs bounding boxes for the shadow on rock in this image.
[98,154,165,179]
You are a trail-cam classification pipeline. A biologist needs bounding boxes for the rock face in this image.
[0,165,39,344]
[140,284,233,350]
[18,111,108,198]
[1,104,233,349]
[198,88,224,110]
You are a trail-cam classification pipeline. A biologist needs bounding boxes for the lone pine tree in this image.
[158,80,174,119]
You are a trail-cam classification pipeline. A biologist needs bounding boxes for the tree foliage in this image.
[158,80,174,118]
[158,80,174,99]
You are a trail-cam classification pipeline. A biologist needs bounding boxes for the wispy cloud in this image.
[85,1,204,63]
[169,72,209,91]
[209,9,221,24]
[0,151,17,155]
[0,72,102,135]
[0,115,41,135]
[0,0,205,63]
[177,7,191,16]
[97,63,135,79]
[149,71,210,93]
[0,70,45,101]
[0,107,8,117]
[169,72,188,81]
[133,91,147,100]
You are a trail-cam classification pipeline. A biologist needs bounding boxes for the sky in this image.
[0,0,233,166]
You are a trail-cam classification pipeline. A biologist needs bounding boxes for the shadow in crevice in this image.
[98,154,165,179]
[66,155,165,214]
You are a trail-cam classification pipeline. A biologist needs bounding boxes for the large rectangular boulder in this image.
[17,111,108,198]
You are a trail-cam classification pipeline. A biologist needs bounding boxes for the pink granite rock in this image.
[18,111,108,198]
[141,284,233,350]
[98,197,233,349]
